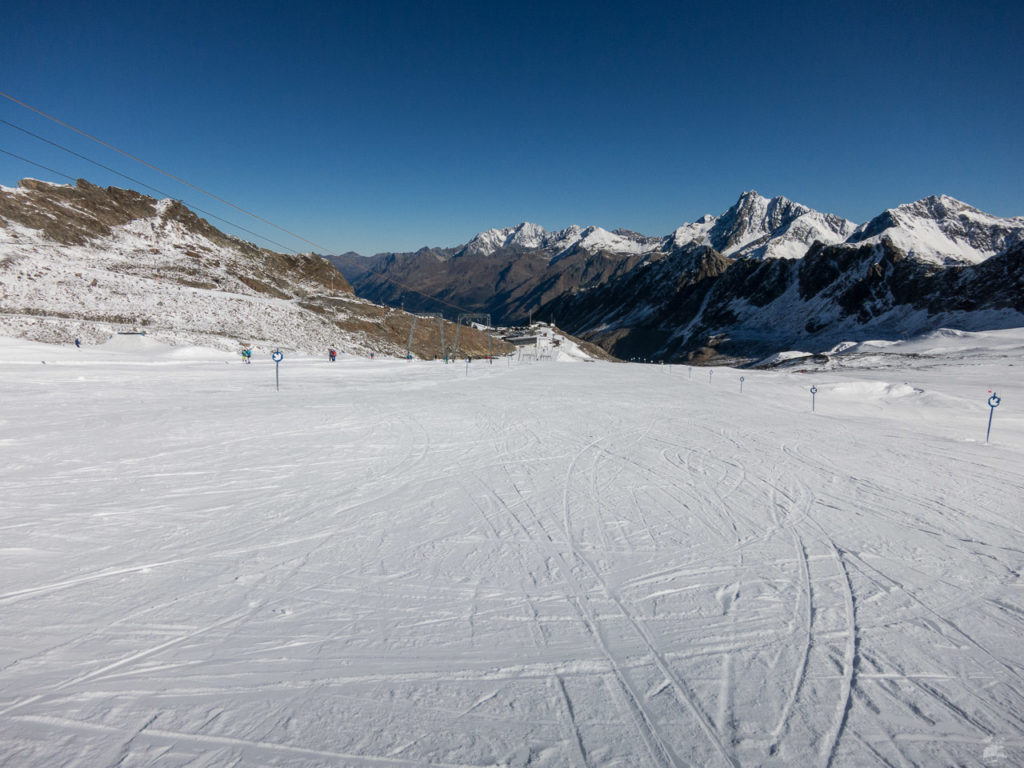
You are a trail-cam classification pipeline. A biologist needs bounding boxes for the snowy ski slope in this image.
[1,331,1022,766]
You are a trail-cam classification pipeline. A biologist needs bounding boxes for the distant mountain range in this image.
[2,179,1020,364]
[330,192,1024,362]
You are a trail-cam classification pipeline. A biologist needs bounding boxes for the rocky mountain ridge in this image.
[339,190,1023,268]
[5,178,1020,364]
[331,191,1024,362]
[845,195,1024,264]
[0,178,507,359]
[674,191,858,260]
[543,238,1024,363]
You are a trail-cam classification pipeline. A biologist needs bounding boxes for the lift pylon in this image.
[453,314,493,358]
[407,312,447,360]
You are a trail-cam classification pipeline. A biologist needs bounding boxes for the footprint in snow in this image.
[716,583,740,615]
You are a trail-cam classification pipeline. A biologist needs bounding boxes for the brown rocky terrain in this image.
[0,178,510,359]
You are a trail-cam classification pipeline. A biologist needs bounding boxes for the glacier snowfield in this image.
[1,332,1022,767]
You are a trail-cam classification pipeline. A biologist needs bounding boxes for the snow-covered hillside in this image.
[0,178,507,360]
[1,329,1021,766]
[0,179,356,352]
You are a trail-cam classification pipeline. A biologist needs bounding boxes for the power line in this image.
[0,89,331,254]
[3,119,177,200]
[0,145,295,254]
[1,141,470,314]
[0,91,476,316]
[0,120,301,254]
[0,148,78,183]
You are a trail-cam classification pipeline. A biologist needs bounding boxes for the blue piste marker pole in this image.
[740,376,745,393]
[708,369,713,383]
[810,385,818,412]
[986,393,1001,443]
[272,349,283,391]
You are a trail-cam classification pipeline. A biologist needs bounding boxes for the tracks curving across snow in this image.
[1,353,1022,766]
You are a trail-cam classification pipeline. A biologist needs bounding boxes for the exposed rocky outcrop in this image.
[543,239,1024,363]
[0,179,508,359]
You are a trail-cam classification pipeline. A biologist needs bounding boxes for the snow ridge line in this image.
[562,435,607,550]
[0,558,187,604]
[0,612,251,719]
[777,437,860,764]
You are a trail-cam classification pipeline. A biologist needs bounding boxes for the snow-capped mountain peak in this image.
[669,215,716,249]
[462,221,662,259]
[847,194,1024,265]
[455,188,1022,266]
[463,221,548,256]
[388,191,1021,275]
[570,225,656,255]
[666,191,856,260]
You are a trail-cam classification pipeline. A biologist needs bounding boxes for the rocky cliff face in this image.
[543,238,1024,362]
[694,191,856,259]
[331,243,650,325]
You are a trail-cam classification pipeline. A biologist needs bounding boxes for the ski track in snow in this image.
[0,338,1023,766]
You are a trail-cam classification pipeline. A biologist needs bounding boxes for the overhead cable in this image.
[0,89,330,254]
[0,120,300,253]
[0,147,78,183]
[0,91,474,315]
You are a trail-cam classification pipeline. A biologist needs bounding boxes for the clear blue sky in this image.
[2,0,1021,255]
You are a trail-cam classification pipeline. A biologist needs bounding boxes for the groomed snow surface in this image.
[1,332,1022,767]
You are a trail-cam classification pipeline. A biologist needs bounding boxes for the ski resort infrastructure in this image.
[0,327,1022,767]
